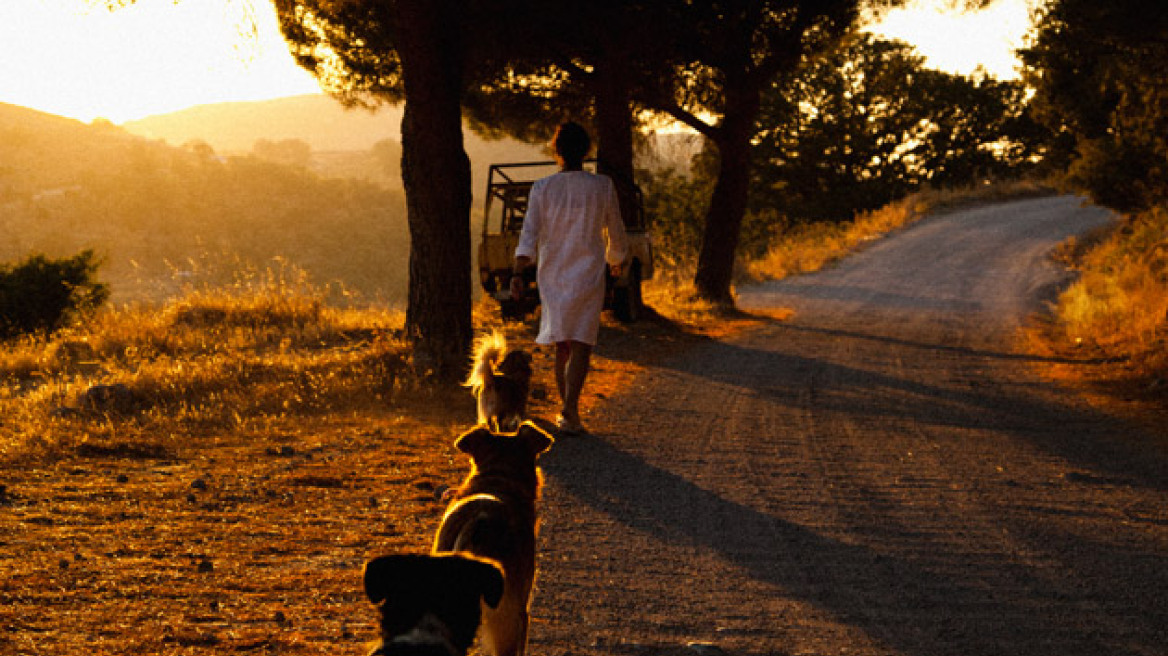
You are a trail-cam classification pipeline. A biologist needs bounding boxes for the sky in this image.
[0,0,1037,125]
[872,0,1037,79]
[0,0,321,123]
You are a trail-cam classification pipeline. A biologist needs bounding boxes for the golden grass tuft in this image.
[0,264,413,465]
[1047,207,1168,381]
[642,269,724,324]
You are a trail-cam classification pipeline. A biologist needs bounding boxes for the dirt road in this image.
[528,196,1168,656]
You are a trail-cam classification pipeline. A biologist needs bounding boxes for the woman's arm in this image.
[602,178,628,275]
[512,181,543,297]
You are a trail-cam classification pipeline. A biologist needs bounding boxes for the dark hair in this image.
[553,122,591,166]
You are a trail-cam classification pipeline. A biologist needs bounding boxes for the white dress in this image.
[515,170,628,346]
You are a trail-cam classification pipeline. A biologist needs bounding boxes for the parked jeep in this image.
[477,161,654,322]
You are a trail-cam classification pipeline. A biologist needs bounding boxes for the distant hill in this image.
[121,94,552,193]
[1,102,143,194]
[124,94,403,154]
[121,93,701,179]
[122,94,549,166]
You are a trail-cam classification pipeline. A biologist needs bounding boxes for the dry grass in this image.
[743,179,1054,284]
[0,267,411,466]
[0,266,453,655]
[1026,206,1168,425]
[1051,208,1168,365]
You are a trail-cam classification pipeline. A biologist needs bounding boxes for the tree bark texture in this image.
[694,85,760,304]
[593,56,639,228]
[393,0,474,380]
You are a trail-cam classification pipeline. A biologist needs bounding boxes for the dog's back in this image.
[433,424,552,656]
[465,331,532,432]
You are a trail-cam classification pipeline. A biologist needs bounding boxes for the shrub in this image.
[0,250,110,339]
[1054,207,1168,375]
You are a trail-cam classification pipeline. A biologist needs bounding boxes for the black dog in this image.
[363,553,504,656]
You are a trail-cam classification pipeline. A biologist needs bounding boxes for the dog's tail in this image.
[464,330,508,396]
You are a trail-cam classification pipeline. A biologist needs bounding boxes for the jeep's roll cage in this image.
[482,160,646,238]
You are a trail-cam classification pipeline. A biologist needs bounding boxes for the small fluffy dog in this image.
[363,553,504,656]
[464,331,533,432]
[433,422,553,656]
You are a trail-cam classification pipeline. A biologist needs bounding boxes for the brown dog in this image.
[433,423,553,656]
[464,331,533,432]
[363,553,504,656]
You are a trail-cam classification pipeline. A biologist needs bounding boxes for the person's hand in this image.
[509,274,524,299]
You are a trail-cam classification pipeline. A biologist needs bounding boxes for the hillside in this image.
[124,94,403,154]
[122,94,550,190]
[3,97,693,307]
[1,102,410,304]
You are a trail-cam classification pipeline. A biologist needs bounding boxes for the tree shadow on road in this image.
[603,321,1168,493]
[541,428,1165,656]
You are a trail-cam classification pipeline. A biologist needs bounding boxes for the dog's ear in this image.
[454,426,493,457]
[363,554,420,605]
[516,422,553,456]
[459,557,505,609]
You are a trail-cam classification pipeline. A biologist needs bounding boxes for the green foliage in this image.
[1021,0,1168,213]
[0,250,109,339]
[753,34,1042,223]
[459,2,669,143]
[642,157,779,266]
[274,1,404,106]
[641,168,714,267]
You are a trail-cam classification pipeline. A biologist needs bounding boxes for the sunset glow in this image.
[0,0,1034,125]
[0,0,319,124]
[869,0,1036,79]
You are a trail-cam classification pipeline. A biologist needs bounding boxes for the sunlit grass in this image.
[642,268,723,323]
[0,262,410,464]
[1048,206,1168,382]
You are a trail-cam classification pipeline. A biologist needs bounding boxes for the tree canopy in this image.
[1020,0,1168,213]
[754,34,1042,223]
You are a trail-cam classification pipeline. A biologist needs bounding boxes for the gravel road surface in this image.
[528,195,1167,656]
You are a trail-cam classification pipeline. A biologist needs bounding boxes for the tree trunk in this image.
[693,86,760,304]
[393,0,473,380]
[593,55,638,227]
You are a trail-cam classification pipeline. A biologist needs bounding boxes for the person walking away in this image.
[510,122,628,435]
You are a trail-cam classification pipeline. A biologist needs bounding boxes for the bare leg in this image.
[561,340,591,424]
[554,341,570,411]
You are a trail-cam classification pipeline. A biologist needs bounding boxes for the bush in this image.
[0,250,110,339]
[641,166,780,267]
[1054,207,1168,375]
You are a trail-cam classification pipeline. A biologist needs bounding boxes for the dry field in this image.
[0,274,759,655]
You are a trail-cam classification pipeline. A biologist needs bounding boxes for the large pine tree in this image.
[275,0,475,379]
